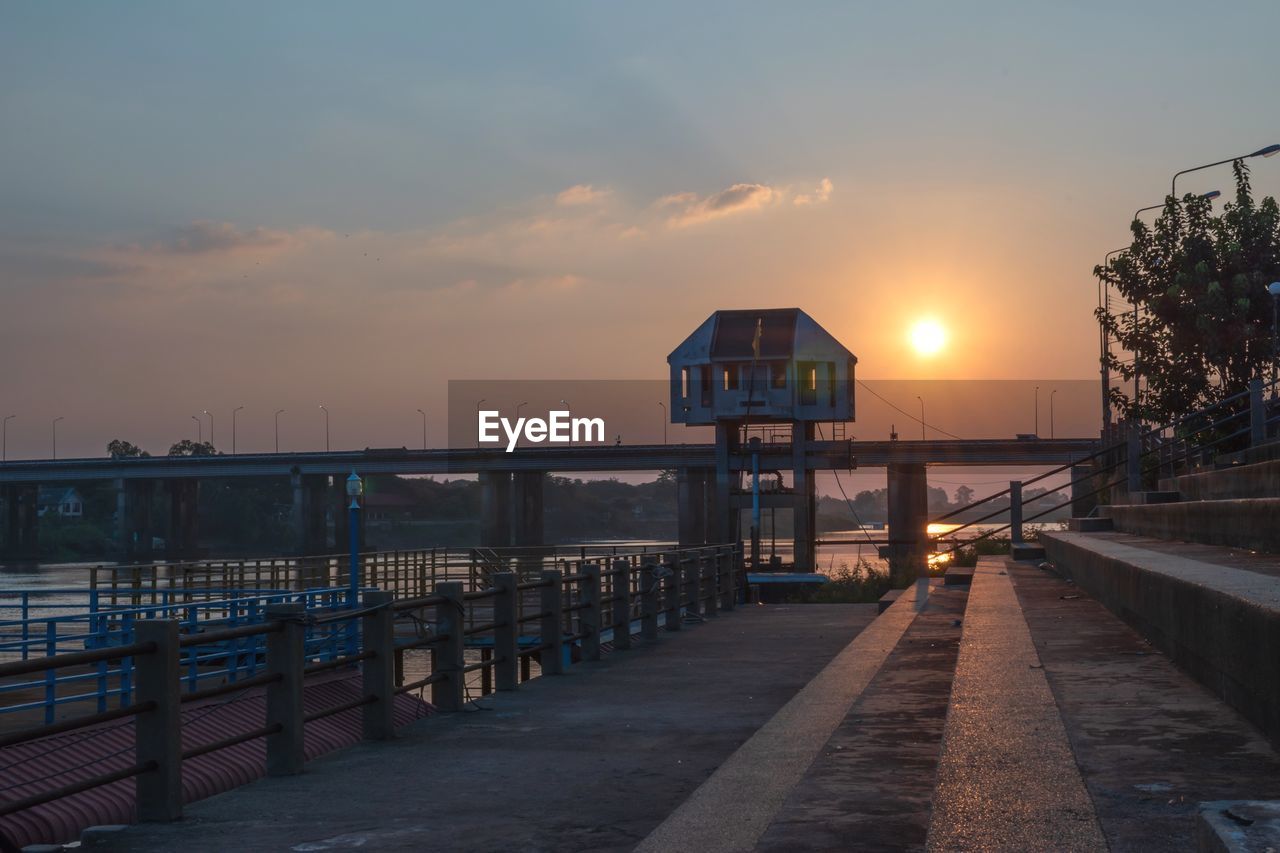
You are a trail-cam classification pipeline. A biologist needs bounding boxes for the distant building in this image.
[667,307,857,425]
[37,487,85,519]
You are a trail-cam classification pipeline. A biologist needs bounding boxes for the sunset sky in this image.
[3,2,1280,458]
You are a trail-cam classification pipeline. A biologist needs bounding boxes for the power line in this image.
[855,380,964,440]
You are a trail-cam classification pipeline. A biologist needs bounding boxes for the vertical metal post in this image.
[581,563,602,662]
[666,560,683,632]
[1249,377,1265,447]
[434,582,465,711]
[361,591,395,741]
[265,603,305,775]
[493,572,519,691]
[1009,480,1023,543]
[135,619,183,822]
[611,559,632,651]
[703,552,718,618]
[722,547,737,611]
[539,570,565,675]
[641,563,659,642]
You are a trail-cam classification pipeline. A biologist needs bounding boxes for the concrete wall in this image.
[1042,532,1280,748]
[1104,500,1280,553]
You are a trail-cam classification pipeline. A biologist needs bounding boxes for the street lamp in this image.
[345,470,364,608]
[516,401,528,418]
[202,409,213,448]
[658,401,667,444]
[916,396,925,441]
[274,409,285,453]
[1172,144,1280,199]
[416,408,427,450]
[1269,282,1280,396]
[1034,386,1040,437]
[191,414,203,444]
[1050,389,1057,440]
[232,406,244,454]
[52,416,63,460]
[2,415,14,462]
[319,405,329,452]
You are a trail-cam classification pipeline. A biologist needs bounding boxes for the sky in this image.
[3,1,1280,460]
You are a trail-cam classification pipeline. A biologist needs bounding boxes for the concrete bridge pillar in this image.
[479,470,513,548]
[511,471,544,548]
[713,426,741,546]
[2,484,39,560]
[791,421,817,571]
[676,467,714,547]
[288,471,329,556]
[479,470,545,549]
[165,478,200,559]
[886,462,929,587]
[116,478,156,561]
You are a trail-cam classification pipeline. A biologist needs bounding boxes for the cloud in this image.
[142,220,301,255]
[556,184,610,206]
[664,182,779,227]
[793,177,834,206]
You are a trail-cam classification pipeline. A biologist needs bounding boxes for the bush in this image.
[788,558,891,604]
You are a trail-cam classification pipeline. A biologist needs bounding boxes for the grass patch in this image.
[786,558,891,604]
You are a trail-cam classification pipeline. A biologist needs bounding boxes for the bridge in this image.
[0,437,1097,566]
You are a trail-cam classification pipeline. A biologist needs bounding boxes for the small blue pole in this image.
[348,500,360,607]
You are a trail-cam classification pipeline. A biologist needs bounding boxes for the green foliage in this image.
[1096,161,1280,425]
[107,439,150,458]
[787,558,891,603]
[168,440,219,456]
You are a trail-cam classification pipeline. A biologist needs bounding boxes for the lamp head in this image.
[1201,190,1222,201]
[1253,144,1280,158]
[346,470,363,499]
[1268,282,1280,297]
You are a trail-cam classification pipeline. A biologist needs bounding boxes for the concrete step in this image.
[1106,497,1280,553]
[1041,530,1280,746]
[877,588,903,613]
[942,564,974,586]
[1068,516,1113,532]
[1160,458,1280,501]
[1010,541,1046,561]
[1215,438,1280,468]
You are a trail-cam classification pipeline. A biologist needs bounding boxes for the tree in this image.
[1096,161,1280,426]
[168,440,219,457]
[953,484,974,506]
[107,439,150,459]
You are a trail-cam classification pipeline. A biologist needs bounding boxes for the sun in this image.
[909,319,947,357]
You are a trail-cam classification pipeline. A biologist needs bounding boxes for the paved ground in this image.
[1008,560,1280,852]
[93,603,878,853]
[1090,530,1280,579]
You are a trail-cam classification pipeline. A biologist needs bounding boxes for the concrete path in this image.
[92,604,878,853]
[636,580,926,853]
[926,562,1108,851]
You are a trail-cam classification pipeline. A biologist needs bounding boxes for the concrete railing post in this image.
[265,603,305,776]
[581,563,602,662]
[493,572,519,690]
[1009,480,1023,543]
[703,552,718,618]
[434,581,466,711]
[361,590,395,741]
[134,619,182,822]
[611,559,632,650]
[666,560,683,632]
[539,569,565,675]
[1126,426,1142,493]
[1250,377,1265,447]
[641,563,660,641]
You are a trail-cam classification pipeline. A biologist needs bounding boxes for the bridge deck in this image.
[89,604,878,852]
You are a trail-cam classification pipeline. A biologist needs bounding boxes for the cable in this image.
[855,380,964,440]
[815,424,879,547]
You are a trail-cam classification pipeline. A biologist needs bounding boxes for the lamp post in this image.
[1050,389,1057,440]
[203,410,213,448]
[2,415,14,462]
[319,405,329,452]
[1269,282,1280,397]
[1034,386,1040,437]
[1171,144,1280,199]
[191,415,202,444]
[274,409,284,453]
[416,408,427,450]
[232,406,244,455]
[916,396,925,441]
[52,416,63,460]
[346,471,363,607]
[658,401,667,444]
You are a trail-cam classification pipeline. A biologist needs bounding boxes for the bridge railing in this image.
[928,376,1280,560]
[0,543,742,844]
